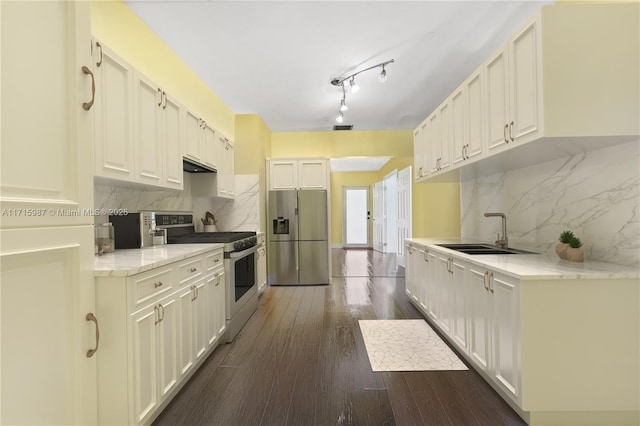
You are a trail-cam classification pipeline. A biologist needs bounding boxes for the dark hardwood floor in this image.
[153,249,526,426]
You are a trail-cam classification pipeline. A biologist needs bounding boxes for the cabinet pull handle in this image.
[483,271,489,291]
[95,41,103,67]
[504,123,509,143]
[190,285,196,302]
[489,273,495,293]
[86,313,100,358]
[407,245,413,254]
[154,305,160,324]
[462,145,467,160]
[81,66,95,111]
[162,91,167,110]
[423,250,429,262]
[215,274,221,286]
[154,281,163,288]
[190,267,197,273]
[157,88,163,107]
[214,258,220,263]
[509,121,514,142]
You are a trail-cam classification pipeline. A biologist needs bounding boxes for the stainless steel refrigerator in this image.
[267,190,329,285]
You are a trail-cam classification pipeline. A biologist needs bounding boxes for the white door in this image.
[134,71,163,186]
[372,181,384,252]
[396,166,412,267]
[383,170,397,254]
[343,187,370,248]
[162,92,184,190]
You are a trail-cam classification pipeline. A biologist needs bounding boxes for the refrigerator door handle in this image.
[295,242,299,271]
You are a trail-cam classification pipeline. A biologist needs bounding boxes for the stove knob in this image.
[250,237,257,245]
[234,241,242,250]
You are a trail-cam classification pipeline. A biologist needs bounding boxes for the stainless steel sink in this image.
[436,243,536,255]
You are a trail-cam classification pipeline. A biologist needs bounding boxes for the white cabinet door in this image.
[92,40,135,183]
[485,46,511,154]
[0,226,97,426]
[257,247,267,293]
[162,93,183,190]
[202,122,217,170]
[183,109,203,164]
[193,280,209,362]
[421,249,438,313]
[404,244,418,302]
[509,16,541,144]
[427,111,439,174]
[465,70,484,160]
[490,271,520,400]
[157,296,179,400]
[468,266,491,371]
[298,159,327,189]
[131,304,159,425]
[412,126,424,180]
[178,286,194,377]
[134,71,163,186]
[1,1,93,228]
[208,271,227,344]
[451,258,468,353]
[438,101,451,171]
[451,86,466,167]
[269,160,298,190]
[436,255,452,335]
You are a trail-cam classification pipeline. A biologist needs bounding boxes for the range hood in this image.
[183,159,216,173]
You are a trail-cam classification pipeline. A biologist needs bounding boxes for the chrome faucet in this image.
[484,212,508,249]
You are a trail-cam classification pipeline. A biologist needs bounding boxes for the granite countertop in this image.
[406,238,640,280]
[94,243,224,277]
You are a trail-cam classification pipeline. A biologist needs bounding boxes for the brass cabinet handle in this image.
[489,273,495,293]
[157,88,162,107]
[504,123,509,144]
[462,145,467,160]
[214,258,220,263]
[215,274,221,286]
[95,41,103,67]
[154,281,163,288]
[81,66,95,111]
[154,305,160,324]
[509,121,514,142]
[86,313,100,358]
[190,285,196,302]
[483,271,489,291]
[190,267,197,273]
[423,249,429,262]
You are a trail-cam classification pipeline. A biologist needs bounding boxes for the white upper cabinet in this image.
[218,136,235,198]
[183,109,204,164]
[415,3,639,182]
[268,158,328,190]
[93,40,135,183]
[202,122,217,170]
[133,70,184,190]
[1,1,94,228]
[133,71,164,186]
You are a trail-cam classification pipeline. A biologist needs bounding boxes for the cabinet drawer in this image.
[130,267,173,308]
[178,256,204,286]
[205,250,224,272]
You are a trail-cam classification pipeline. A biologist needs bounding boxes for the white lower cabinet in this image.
[467,263,521,402]
[406,247,521,404]
[95,248,225,425]
[256,242,267,293]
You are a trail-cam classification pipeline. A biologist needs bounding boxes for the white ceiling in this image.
[124,0,553,133]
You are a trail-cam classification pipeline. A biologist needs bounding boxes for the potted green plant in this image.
[566,236,584,262]
[555,230,574,260]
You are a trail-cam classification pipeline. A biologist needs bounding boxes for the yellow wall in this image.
[90,0,235,138]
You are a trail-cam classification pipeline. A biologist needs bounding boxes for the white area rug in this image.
[359,319,468,371]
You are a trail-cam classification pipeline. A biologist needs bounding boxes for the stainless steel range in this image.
[153,211,258,342]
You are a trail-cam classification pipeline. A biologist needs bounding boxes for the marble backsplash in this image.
[95,174,260,233]
[460,140,640,267]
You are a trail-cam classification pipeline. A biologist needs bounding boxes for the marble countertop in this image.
[95,244,224,277]
[406,238,640,280]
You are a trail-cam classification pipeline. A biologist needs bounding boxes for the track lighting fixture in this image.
[330,59,394,123]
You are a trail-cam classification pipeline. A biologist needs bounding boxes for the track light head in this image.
[340,99,348,112]
[378,65,387,83]
[336,112,344,123]
[349,77,360,93]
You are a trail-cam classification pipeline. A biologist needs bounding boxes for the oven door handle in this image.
[228,245,258,259]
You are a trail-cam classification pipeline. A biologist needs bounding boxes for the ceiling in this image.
[125,0,553,134]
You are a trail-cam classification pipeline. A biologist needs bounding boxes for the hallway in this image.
[153,249,525,426]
